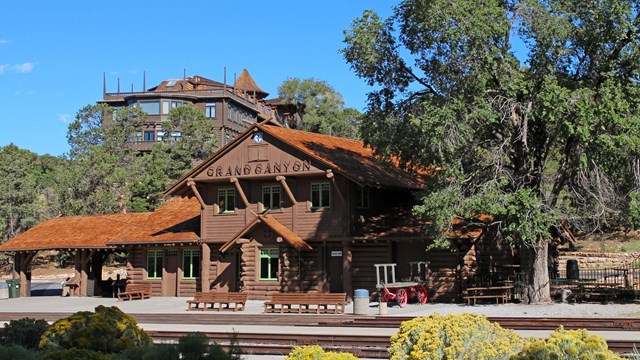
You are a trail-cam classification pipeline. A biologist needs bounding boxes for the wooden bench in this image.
[264,293,347,314]
[463,286,512,306]
[117,282,151,301]
[187,292,248,311]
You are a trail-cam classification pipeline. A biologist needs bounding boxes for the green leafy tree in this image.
[59,104,146,215]
[278,78,361,139]
[342,0,640,302]
[161,104,216,163]
[0,145,53,243]
[0,317,49,350]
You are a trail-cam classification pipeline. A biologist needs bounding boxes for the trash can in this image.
[6,279,20,298]
[566,259,579,280]
[353,289,369,315]
[0,282,8,299]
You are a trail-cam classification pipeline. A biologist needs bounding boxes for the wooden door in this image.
[164,250,178,296]
[212,251,237,291]
[327,248,344,293]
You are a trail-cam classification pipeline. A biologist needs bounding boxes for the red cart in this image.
[375,262,429,308]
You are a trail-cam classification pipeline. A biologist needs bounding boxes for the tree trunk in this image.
[521,239,551,304]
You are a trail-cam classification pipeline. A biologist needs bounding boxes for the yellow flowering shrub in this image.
[389,313,524,360]
[512,326,623,360]
[285,345,359,360]
[39,305,151,353]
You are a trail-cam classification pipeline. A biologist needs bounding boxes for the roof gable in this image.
[165,124,425,197]
[192,129,327,182]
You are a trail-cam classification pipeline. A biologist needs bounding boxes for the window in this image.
[356,185,370,209]
[205,103,216,118]
[259,248,279,281]
[157,131,166,141]
[144,131,155,141]
[172,101,181,108]
[171,131,182,141]
[162,101,170,115]
[140,101,160,115]
[182,249,200,279]
[262,185,281,211]
[311,183,331,208]
[146,250,163,279]
[218,188,235,213]
[227,104,232,120]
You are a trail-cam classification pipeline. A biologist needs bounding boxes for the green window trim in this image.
[259,248,279,281]
[182,249,201,280]
[146,250,163,280]
[310,182,331,208]
[218,188,236,213]
[262,185,281,211]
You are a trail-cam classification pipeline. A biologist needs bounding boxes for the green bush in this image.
[388,313,524,360]
[40,348,109,360]
[512,326,622,360]
[285,345,359,360]
[0,317,48,349]
[0,343,38,360]
[39,305,152,353]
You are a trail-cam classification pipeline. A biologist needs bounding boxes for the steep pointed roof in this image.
[234,69,269,99]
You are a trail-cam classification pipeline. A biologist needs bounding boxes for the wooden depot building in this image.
[0,124,514,301]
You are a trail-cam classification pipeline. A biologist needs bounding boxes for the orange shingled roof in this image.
[220,215,312,252]
[0,197,200,252]
[260,124,425,190]
[165,124,426,197]
[234,69,268,98]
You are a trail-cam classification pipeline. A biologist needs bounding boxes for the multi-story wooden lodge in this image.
[100,69,298,150]
[0,124,515,301]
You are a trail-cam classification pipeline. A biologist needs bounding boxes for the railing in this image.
[104,88,272,116]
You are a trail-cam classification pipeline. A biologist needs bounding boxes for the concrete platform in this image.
[1,295,640,360]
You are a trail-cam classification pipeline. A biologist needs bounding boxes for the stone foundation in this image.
[559,252,640,270]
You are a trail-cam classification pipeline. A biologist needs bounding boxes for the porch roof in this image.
[220,214,312,253]
[0,197,200,252]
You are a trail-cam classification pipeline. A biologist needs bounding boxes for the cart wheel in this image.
[417,285,428,304]
[396,289,408,307]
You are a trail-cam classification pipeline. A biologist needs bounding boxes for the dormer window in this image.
[311,183,331,208]
[356,185,370,209]
[262,185,281,211]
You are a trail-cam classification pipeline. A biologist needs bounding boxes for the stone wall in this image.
[558,252,640,270]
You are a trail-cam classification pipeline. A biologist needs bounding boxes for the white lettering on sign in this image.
[331,251,343,257]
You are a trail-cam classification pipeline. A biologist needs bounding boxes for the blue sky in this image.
[0,1,397,156]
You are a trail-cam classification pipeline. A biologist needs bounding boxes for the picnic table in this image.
[463,285,513,305]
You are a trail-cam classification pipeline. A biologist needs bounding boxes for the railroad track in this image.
[2,312,639,357]
[3,312,640,331]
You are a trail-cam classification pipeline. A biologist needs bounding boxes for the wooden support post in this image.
[201,243,211,292]
[326,170,346,204]
[342,240,353,301]
[80,250,91,297]
[230,177,251,208]
[276,176,297,204]
[16,252,35,297]
[187,178,206,210]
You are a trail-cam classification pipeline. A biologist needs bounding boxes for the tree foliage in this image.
[0,145,59,243]
[342,0,640,302]
[278,78,361,139]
